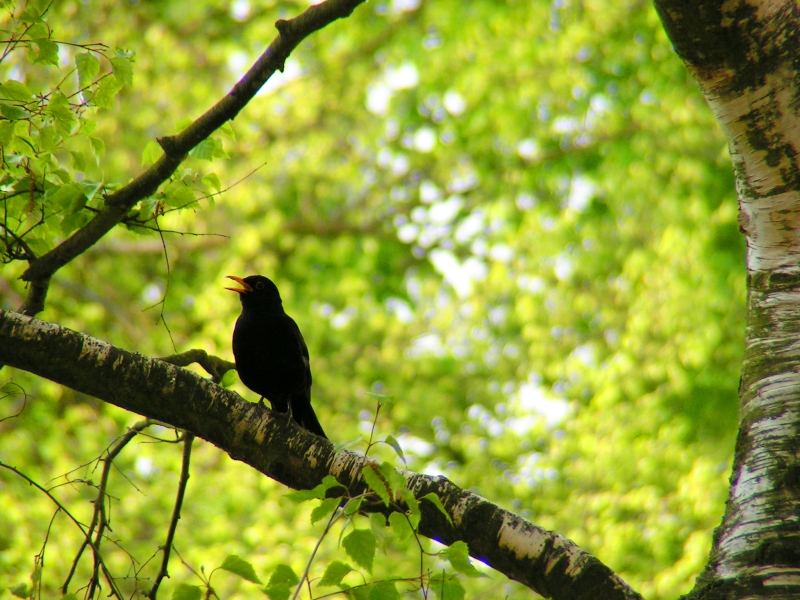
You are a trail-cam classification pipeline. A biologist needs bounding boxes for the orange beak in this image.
[225,275,253,294]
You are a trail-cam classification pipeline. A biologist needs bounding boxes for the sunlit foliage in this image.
[1,0,742,598]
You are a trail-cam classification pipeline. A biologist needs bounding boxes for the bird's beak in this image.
[225,275,253,294]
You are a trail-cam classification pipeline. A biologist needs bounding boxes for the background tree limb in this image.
[18,0,367,316]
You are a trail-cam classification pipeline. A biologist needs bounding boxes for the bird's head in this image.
[225,274,282,311]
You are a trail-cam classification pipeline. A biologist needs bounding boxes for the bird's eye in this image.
[255,281,265,290]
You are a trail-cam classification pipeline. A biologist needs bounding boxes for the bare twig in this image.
[0,461,124,599]
[0,382,28,423]
[291,500,343,600]
[148,432,195,599]
[63,420,153,595]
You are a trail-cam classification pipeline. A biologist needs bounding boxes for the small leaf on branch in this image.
[33,38,59,65]
[92,75,122,108]
[342,529,376,572]
[171,583,202,600]
[163,181,196,208]
[9,583,30,598]
[141,139,162,166]
[362,464,390,506]
[310,496,340,524]
[45,92,77,135]
[430,574,465,600]
[0,80,33,102]
[366,580,400,600]
[286,474,341,503]
[398,488,420,529]
[343,495,363,516]
[319,560,352,586]
[388,511,413,541]
[110,52,134,87]
[76,52,100,89]
[421,492,452,525]
[0,103,28,121]
[442,541,483,577]
[384,434,406,463]
[220,554,262,584]
[264,586,290,600]
[219,369,236,388]
[268,563,299,587]
[264,564,298,600]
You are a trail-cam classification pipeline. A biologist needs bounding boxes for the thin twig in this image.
[0,461,124,599]
[148,432,194,599]
[291,501,343,600]
[63,420,153,595]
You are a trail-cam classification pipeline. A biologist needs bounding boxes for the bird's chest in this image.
[232,312,306,395]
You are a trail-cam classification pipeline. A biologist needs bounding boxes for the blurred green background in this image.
[0,0,743,597]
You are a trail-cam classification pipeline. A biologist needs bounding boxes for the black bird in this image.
[226,274,326,438]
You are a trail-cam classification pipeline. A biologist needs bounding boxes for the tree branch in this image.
[160,349,235,383]
[18,0,367,315]
[0,309,641,600]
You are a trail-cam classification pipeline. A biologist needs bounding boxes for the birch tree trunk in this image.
[654,1,800,597]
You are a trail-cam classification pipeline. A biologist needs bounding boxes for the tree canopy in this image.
[0,0,744,598]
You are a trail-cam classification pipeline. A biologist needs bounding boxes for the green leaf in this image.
[442,541,482,577]
[286,475,341,503]
[203,172,222,193]
[92,75,122,109]
[219,368,236,388]
[171,583,202,600]
[0,103,28,120]
[362,464,390,506]
[367,580,399,600]
[398,488,420,528]
[319,561,352,587]
[343,495,363,516]
[379,462,407,498]
[33,38,59,65]
[163,182,196,208]
[268,563,298,587]
[9,583,30,598]
[0,80,33,102]
[384,435,406,463]
[190,137,223,161]
[387,511,413,541]
[220,554,262,584]
[342,529,375,572]
[141,139,162,166]
[310,496,340,524]
[76,52,100,89]
[90,136,105,159]
[421,492,452,525]
[264,585,291,600]
[46,92,77,135]
[47,182,85,210]
[110,54,133,87]
[430,575,465,600]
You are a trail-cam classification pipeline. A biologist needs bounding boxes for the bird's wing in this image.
[287,315,312,388]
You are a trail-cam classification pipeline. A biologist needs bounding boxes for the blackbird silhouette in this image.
[226,274,326,438]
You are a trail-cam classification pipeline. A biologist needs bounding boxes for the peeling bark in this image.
[0,309,642,600]
[655,1,800,597]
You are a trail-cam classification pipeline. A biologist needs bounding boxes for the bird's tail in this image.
[292,399,327,439]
